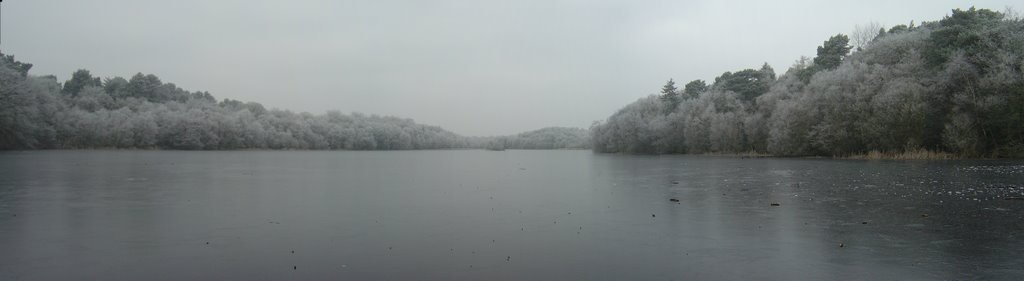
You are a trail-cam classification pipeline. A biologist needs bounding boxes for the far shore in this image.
[5,148,1016,160]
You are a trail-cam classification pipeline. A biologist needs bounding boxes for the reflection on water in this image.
[1,150,1022,279]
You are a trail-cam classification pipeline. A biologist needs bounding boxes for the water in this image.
[1,150,1023,280]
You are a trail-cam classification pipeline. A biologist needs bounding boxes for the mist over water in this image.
[1,150,1022,279]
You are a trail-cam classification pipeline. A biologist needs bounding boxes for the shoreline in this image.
[599,150,1010,160]
[2,148,1015,160]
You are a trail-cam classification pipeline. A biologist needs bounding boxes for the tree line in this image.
[483,127,590,150]
[0,55,588,150]
[591,7,1024,157]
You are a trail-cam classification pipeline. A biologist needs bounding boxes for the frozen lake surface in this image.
[1,150,1023,279]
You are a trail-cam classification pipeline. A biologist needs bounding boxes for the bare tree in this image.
[851,21,883,51]
[1003,6,1020,20]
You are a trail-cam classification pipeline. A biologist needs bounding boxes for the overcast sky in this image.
[2,0,1016,135]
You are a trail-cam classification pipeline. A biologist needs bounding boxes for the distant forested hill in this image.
[496,127,590,150]
[0,55,588,150]
[591,7,1024,157]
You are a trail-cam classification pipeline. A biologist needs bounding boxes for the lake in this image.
[1,150,1023,279]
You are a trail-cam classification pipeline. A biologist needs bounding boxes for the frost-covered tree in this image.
[498,127,590,150]
[0,52,584,151]
[0,54,32,76]
[591,7,1024,157]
